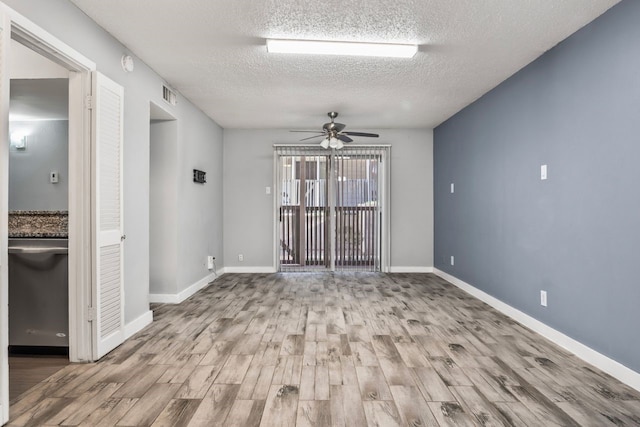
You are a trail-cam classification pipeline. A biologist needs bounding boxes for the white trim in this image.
[149,270,222,304]
[7,4,95,71]
[223,266,277,274]
[148,293,179,304]
[389,266,434,273]
[124,310,153,339]
[433,268,640,393]
[0,9,10,425]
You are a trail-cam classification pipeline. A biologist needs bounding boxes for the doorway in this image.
[275,145,389,272]
[149,102,177,297]
[0,6,98,421]
[7,39,71,402]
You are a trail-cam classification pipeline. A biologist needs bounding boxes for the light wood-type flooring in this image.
[9,356,69,402]
[8,273,640,426]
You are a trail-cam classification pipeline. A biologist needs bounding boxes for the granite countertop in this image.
[8,211,69,238]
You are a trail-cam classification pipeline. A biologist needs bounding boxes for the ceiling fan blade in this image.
[290,130,324,133]
[337,135,353,143]
[299,134,325,141]
[342,131,379,138]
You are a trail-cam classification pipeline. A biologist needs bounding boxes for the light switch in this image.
[266,186,271,195]
[50,171,59,184]
[450,183,455,193]
[541,165,547,180]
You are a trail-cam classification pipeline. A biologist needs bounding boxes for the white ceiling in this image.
[69,0,619,130]
[10,79,69,122]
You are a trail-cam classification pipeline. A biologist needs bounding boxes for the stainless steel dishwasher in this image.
[8,238,69,350]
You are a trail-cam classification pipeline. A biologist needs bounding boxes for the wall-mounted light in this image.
[10,132,28,151]
[266,39,418,58]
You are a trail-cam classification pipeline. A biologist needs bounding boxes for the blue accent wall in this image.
[434,0,640,372]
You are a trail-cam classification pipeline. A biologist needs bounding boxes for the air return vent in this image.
[162,85,177,106]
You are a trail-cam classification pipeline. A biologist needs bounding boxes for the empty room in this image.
[0,0,639,426]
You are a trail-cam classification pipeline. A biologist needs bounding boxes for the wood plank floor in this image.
[9,356,69,403]
[9,273,640,426]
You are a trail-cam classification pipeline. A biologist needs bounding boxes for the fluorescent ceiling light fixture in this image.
[266,39,417,58]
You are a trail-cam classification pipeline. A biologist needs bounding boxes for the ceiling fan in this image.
[291,112,379,149]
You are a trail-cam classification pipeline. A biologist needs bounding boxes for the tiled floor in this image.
[8,273,640,426]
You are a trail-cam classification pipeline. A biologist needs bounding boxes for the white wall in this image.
[223,128,433,271]
[4,0,224,322]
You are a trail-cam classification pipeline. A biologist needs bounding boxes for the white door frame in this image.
[0,6,97,421]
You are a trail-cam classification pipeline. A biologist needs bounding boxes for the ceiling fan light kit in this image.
[291,112,379,150]
[266,39,417,58]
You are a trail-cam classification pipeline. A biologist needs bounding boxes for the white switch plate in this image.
[450,255,455,266]
[450,183,455,193]
[238,254,244,262]
[50,170,59,183]
[540,290,547,307]
[541,165,547,180]
[207,256,215,270]
[266,186,271,195]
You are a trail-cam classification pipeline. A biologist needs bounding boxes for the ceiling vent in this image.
[162,85,177,106]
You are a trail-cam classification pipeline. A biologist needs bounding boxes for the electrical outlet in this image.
[266,186,271,195]
[207,256,215,270]
[450,255,455,266]
[540,290,547,307]
[238,254,244,262]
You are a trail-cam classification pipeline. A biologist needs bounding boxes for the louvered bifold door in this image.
[91,72,125,359]
[0,9,11,424]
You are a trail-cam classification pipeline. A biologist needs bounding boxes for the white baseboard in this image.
[389,266,434,273]
[149,270,223,304]
[223,266,277,274]
[433,268,640,393]
[124,310,153,339]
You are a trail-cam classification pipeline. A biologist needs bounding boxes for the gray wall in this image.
[149,120,178,295]
[9,120,68,211]
[434,0,639,372]
[223,129,433,270]
[6,0,224,321]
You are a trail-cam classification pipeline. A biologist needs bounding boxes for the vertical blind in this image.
[275,145,388,272]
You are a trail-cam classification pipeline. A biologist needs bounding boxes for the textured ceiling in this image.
[69,0,619,129]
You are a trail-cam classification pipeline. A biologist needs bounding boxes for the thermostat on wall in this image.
[193,169,206,184]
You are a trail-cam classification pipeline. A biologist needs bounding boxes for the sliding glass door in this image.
[275,145,388,272]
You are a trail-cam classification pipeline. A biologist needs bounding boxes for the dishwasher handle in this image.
[9,247,68,254]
